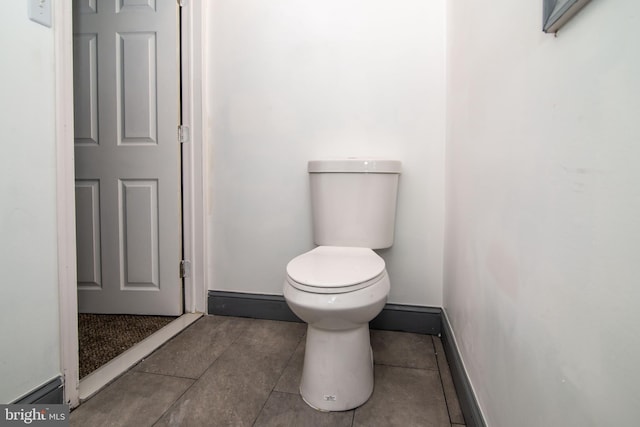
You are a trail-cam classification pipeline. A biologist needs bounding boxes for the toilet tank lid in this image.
[308,159,401,174]
[286,246,386,288]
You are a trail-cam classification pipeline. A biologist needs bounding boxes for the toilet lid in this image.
[286,246,385,291]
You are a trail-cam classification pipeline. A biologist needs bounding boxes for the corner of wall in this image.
[440,309,487,427]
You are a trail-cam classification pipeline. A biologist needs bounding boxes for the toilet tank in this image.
[308,159,401,249]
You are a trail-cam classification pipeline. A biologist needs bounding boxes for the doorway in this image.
[72,0,184,381]
[73,1,183,316]
[56,0,207,407]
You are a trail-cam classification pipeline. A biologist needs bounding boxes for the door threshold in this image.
[78,312,203,402]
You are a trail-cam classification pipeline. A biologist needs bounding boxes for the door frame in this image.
[54,1,208,407]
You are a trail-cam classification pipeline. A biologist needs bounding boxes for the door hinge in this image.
[178,125,190,144]
[180,260,191,278]
[178,0,186,7]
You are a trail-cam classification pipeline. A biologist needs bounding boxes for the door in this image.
[73,0,182,315]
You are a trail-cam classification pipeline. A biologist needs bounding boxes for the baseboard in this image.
[369,303,441,335]
[208,290,442,335]
[440,310,487,427]
[12,377,63,405]
[208,291,302,323]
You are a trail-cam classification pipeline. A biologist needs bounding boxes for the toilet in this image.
[283,158,401,412]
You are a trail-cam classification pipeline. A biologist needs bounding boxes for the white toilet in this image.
[283,158,401,412]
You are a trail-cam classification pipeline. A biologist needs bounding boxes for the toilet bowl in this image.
[283,158,401,412]
[284,246,390,411]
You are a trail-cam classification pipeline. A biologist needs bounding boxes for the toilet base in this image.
[299,324,374,411]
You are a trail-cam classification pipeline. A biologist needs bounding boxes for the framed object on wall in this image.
[543,0,592,33]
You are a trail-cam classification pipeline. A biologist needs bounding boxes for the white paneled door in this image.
[73,0,182,315]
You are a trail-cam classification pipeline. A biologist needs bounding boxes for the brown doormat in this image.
[78,314,175,379]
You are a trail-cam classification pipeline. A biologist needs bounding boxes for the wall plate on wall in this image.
[28,0,52,28]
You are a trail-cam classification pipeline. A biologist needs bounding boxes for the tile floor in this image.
[70,316,466,427]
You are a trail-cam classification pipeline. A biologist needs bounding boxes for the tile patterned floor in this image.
[70,316,465,427]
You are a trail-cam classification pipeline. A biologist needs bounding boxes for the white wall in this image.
[206,0,446,305]
[0,2,61,403]
[445,1,640,426]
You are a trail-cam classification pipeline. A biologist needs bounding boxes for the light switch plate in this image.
[28,0,52,28]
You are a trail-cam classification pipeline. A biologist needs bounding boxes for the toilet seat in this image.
[286,246,386,294]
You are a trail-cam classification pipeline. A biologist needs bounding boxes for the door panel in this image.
[119,179,159,289]
[74,0,182,315]
[75,180,101,289]
[118,32,157,144]
[72,33,98,146]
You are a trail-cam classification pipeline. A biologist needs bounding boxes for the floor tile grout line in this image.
[196,316,251,375]
[135,369,200,381]
[251,330,307,426]
[147,317,220,427]
[267,389,298,396]
[373,361,440,371]
[152,316,254,427]
[350,405,356,427]
[432,335,456,426]
[149,371,199,427]
[140,316,245,382]
[153,318,305,427]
